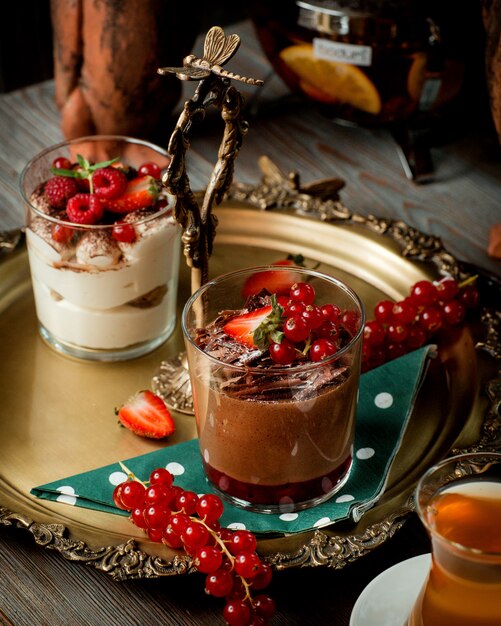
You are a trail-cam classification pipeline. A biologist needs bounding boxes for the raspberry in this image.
[92,167,127,199]
[43,176,79,209]
[66,193,104,225]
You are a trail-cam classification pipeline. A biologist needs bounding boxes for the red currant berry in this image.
[196,494,224,522]
[386,342,406,361]
[147,527,163,542]
[92,166,127,199]
[340,310,359,336]
[406,324,427,350]
[253,594,276,620]
[218,527,234,543]
[284,300,306,316]
[168,485,185,507]
[315,320,339,340]
[392,298,417,325]
[248,617,266,626]
[386,323,409,344]
[130,506,148,529]
[205,569,234,597]
[435,277,459,301]
[410,280,438,306]
[144,484,170,505]
[195,546,223,574]
[227,576,247,600]
[66,193,103,225]
[51,223,74,244]
[374,300,394,324]
[234,552,261,579]
[269,339,296,365]
[181,522,209,550]
[310,338,338,362]
[112,483,126,509]
[284,315,310,342]
[289,282,315,305]
[457,284,479,309]
[223,599,251,626]
[363,320,385,347]
[276,295,289,308]
[169,513,191,534]
[52,156,72,170]
[112,222,136,243]
[176,490,199,515]
[368,346,386,369]
[138,161,162,179]
[119,480,146,510]
[162,525,183,549]
[442,300,466,325]
[302,305,324,330]
[320,303,341,322]
[144,504,170,529]
[149,467,174,488]
[418,305,443,333]
[250,562,273,590]
[229,530,257,555]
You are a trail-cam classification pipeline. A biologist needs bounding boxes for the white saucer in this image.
[350,553,431,626]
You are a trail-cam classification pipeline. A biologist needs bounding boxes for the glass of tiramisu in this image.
[182,265,365,513]
[20,135,181,361]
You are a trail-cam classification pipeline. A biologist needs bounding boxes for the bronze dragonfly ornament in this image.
[158,26,264,86]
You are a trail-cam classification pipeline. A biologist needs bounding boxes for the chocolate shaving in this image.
[195,307,351,401]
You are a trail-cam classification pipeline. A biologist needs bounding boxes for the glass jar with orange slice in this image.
[252,0,465,127]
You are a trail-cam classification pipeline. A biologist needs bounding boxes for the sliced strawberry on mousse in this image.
[116,390,175,439]
[223,305,273,348]
[241,256,305,299]
[105,175,158,213]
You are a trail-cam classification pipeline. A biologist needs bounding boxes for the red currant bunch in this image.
[267,282,360,366]
[113,466,275,626]
[362,276,480,372]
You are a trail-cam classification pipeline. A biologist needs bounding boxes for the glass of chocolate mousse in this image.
[20,136,180,361]
[182,265,365,513]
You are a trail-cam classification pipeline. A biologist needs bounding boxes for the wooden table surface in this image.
[0,19,500,626]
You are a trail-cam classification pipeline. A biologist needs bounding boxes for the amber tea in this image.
[407,455,501,626]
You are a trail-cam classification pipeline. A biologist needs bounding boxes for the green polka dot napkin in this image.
[31,346,435,534]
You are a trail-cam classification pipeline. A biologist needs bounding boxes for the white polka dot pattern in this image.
[374,392,393,409]
[108,471,127,485]
[56,485,77,505]
[356,447,375,460]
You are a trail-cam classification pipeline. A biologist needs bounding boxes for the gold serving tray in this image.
[0,203,498,579]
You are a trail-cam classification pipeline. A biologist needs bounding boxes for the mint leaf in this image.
[252,295,285,350]
[50,167,84,178]
[287,253,305,266]
[77,154,91,171]
[88,156,119,172]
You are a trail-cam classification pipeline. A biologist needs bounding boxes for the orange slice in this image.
[407,52,427,101]
[279,44,382,114]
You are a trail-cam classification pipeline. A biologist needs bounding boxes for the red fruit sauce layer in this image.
[202,455,352,506]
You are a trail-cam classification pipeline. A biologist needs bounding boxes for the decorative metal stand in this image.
[152,26,263,413]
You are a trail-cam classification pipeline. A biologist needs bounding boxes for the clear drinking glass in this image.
[406,452,501,626]
[182,266,365,513]
[20,135,180,361]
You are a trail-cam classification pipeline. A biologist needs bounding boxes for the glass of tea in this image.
[406,452,501,626]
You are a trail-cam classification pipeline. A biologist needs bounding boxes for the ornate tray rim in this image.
[0,187,500,581]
